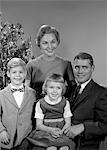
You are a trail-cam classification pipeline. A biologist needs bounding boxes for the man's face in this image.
[73,58,94,84]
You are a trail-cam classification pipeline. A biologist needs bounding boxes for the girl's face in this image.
[40,33,58,57]
[46,81,63,101]
[7,66,26,87]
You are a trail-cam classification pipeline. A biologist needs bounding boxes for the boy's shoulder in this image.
[25,84,35,92]
[24,85,36,96]
[0,85,10,96]
[24,85,36,101]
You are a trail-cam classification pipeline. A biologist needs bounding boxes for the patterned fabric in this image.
[11,87,24,93]
[73,85,81,100]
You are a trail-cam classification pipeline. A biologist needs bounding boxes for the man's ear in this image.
[92,65,95,72]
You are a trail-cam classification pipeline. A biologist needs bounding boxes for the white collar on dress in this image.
[44,95,62,105]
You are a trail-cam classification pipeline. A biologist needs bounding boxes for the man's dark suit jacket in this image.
[70,79,107,150]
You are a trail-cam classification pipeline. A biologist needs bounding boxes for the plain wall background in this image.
[1,0,107,86]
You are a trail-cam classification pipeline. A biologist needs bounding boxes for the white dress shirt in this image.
[10,83,24,108]
[78,79,91,94]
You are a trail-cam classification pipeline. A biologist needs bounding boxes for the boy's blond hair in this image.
[7,57,26,72]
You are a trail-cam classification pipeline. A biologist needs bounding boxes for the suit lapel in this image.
[72,79,94,110]
[4,85,31,111]
[4,84,18,108]
[20,85,29,110]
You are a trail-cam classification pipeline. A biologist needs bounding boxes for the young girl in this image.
[27,73,75,150]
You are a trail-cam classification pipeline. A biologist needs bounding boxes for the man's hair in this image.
[7,57,26,72]
[42,73,66,95]
[74,52,94,66]
[36,24,60,48]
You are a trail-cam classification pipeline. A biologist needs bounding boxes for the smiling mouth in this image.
[51,94,58,96]
[14,78,22,81]
[77,74,85,77]
[46,50,53,53]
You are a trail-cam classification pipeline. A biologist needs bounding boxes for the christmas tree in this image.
[0,12,32,88]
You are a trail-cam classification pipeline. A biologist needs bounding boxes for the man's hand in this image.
[0,130,10,145]
[64,123,84,138]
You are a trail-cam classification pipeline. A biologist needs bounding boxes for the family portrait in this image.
[0,0,107,149]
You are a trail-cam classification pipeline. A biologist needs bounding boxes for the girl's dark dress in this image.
[27,97,75,150]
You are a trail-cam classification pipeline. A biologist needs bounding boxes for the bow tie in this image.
[11,87,24,93]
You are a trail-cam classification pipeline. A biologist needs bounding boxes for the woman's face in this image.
[40,33,58,57]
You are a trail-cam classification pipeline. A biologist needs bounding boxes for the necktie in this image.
[11,87,24,93]
[73,85,81,100]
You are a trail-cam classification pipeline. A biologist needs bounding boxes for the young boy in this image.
[0,58,36,150]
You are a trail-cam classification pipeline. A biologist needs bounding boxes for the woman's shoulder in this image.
[27,55,43,67]
[56,55,71,63]
[55,56,71,68]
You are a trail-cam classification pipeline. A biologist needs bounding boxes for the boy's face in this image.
[46,81,63,101]
[7,66,26,87]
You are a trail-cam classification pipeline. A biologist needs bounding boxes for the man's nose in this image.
[78,67,84,73]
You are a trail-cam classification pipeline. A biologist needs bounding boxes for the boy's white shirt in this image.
[35,95,72,119]
[10,83,24,108]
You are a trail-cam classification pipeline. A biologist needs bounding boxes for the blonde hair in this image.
[42,73,66,95]
[7,57,26,72]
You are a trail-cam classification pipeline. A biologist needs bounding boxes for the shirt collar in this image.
[76,79,91,93]
[44,95,62,105]
[10,83,24,89]
[80,79,91,91]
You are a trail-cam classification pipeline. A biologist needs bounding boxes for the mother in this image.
[25,25,76,100]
